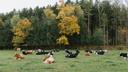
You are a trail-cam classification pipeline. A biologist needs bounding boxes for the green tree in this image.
[44,6,57,46]
[0,18,4,29]
[11,14,20,27]
[92,28,104,45]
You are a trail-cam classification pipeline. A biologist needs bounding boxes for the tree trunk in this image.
[88,13,90,35]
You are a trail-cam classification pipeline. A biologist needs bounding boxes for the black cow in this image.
[65,49,80,58]
[120,53,128,59]
[22,50,33,55]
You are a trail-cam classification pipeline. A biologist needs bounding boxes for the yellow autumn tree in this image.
[58,15,80,35]
[57,35,69,45]
[56,1,80,45]
[12,18,32,47]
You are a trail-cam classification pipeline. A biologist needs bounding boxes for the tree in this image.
[44,6,57,46]
[57,35,69,45]
[101,13,108,48]
[0,18,4,29]
[112,0,121,45]
[12,18,32,48]
[44,7,56,20]
[11,14,20,27]
[92,28,104,45]
[0,0,127,49]
[0,18,4,44]
[56,1,80,46]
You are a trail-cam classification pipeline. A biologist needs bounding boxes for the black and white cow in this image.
[36,49,49,55]
[120,53,128,60]
[94,50,108,55]
[65,49,80,58]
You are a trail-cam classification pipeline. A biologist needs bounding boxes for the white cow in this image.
[43,52,55,64]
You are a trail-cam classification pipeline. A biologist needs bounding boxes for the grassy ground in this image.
[0,50,128,72]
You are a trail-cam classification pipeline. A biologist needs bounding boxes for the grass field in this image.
[0,50,128,72]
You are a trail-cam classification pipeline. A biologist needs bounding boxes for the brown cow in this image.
[14,53,24,60]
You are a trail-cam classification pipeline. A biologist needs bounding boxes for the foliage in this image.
[74,4,84,17]
[10,14,20,27]
[0,0,128,49]
[43,6,58,46]
[57,35,69,45]
[92,28,104,45]
[56,3,80,45]
[44,7,56,20]
[12,18,32,47]
[58,15,80,35]
[0,18,4,29]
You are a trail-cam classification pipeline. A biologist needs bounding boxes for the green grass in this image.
[0,50,128,72]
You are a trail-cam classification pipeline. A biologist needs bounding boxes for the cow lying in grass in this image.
[36,49,49,55]
[16,48,21,51]
[120,53,128,60]
[65,49,80,58]
[94,50,108,55]
[43,51,55,64]
[22,50,33,55]
[85,49,93,53]
[14,53,24,60]
[85,49,93,56]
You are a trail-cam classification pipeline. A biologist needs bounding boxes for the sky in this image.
[0,0,63,13]
[0,0,127,13]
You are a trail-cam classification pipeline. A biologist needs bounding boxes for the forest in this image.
[0,0,128,49]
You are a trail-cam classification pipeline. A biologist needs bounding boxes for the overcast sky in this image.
[0,0,63,13]
[0,0,127,13]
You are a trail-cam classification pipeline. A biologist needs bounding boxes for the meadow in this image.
[0,50,128,72]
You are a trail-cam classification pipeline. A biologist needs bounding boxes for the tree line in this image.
[0,0,128,49]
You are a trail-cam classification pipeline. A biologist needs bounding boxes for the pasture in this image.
[0,50,128,72]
